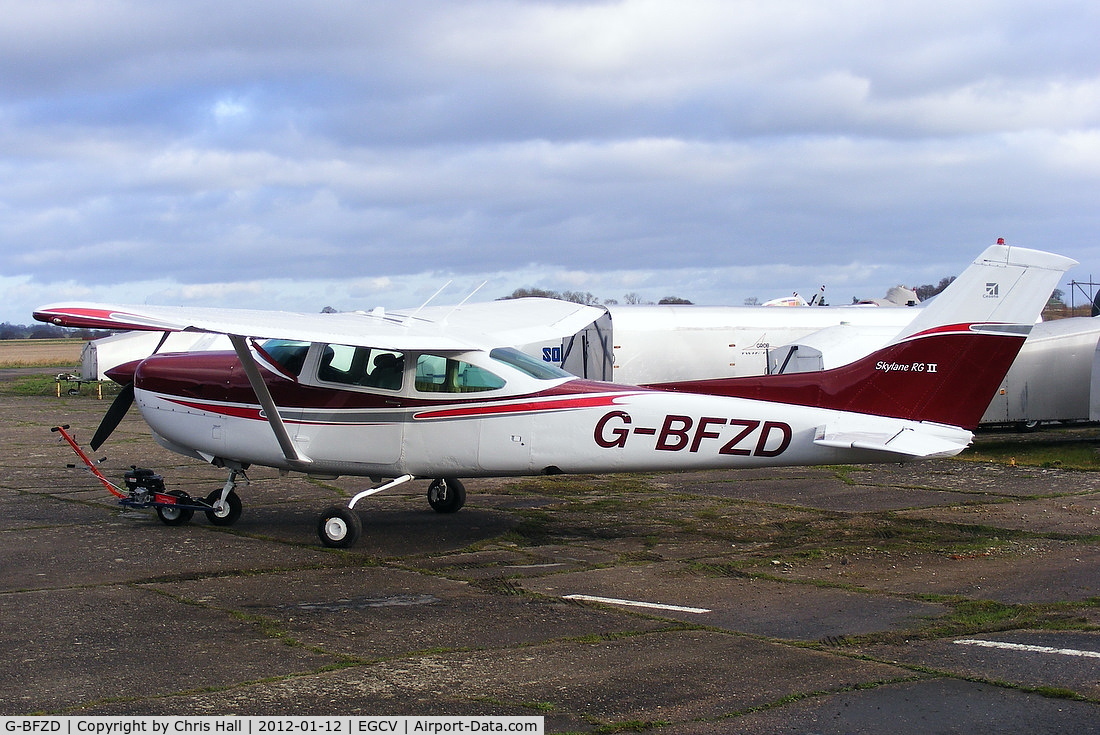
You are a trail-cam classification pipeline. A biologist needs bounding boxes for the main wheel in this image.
[204,489,243,526]
[317,506,362,548]
[427,477,466,513]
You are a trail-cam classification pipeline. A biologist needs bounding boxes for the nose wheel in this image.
[205,488,243,526]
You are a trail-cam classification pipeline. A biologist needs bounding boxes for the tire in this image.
[427,477,466,513]
[156,499,194,526]
[317,506,362,548]
[204,489,243,526]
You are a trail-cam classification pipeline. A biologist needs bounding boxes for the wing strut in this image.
[229,334,312,469]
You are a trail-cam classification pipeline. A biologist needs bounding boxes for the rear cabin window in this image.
[317,344,405,391]
[415,354,506,393]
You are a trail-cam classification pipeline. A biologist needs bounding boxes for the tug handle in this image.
[51,425,127,498]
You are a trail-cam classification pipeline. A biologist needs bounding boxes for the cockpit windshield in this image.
[489,347,573,381]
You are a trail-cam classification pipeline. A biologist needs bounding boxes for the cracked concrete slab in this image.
[521,561,947,641]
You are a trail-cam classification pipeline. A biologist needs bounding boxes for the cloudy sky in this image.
[3,0,1099,324]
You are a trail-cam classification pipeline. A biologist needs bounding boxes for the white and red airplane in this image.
[35,244,1074,547]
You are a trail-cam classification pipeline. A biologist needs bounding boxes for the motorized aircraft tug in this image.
[35,244,1074,547]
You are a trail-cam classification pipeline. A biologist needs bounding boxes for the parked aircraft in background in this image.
[36,245,1073,547]
[980,316,1100,429]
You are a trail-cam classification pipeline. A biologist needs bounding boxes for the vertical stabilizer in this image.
[652,243,1077,429]
[894,243,1076,343]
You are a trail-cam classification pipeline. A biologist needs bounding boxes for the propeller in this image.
[90,353,155,451]
[89,382,134,451]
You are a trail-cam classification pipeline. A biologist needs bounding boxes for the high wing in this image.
[33,298,607,353]
[35,297,607,470]
[401,298,607,349]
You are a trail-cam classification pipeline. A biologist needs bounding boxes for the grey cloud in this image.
[1,0,1098,323]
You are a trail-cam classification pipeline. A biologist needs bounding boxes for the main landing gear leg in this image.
[316,474,415,548]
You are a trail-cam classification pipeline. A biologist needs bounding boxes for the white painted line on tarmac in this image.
[954,639,1100,659]
[564,594,712,614]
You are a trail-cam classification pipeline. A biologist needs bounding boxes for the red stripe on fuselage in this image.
[156,392,642,424]
[412,392,639,420]
[161,398,265,420]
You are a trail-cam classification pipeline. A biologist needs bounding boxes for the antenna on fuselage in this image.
[440,281,488,323]
[455,281,487,308]
[404,281,453,320]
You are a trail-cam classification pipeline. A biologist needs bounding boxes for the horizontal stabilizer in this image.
[813,425,971,460]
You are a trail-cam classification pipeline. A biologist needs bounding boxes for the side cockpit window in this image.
[415,354,505,393]
[318,344,404,391]
[260,340,310,377]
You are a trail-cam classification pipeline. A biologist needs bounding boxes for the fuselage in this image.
[126,342,969,480]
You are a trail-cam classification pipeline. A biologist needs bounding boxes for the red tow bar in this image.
[51,425,127,499]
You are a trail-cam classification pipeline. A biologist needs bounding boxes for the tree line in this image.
[502,276,972,307]
[0,322,102,340]
[499,288,692,305]
[506,277,1068,310]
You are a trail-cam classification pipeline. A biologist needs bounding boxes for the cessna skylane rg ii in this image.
[35,244,1074,547]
